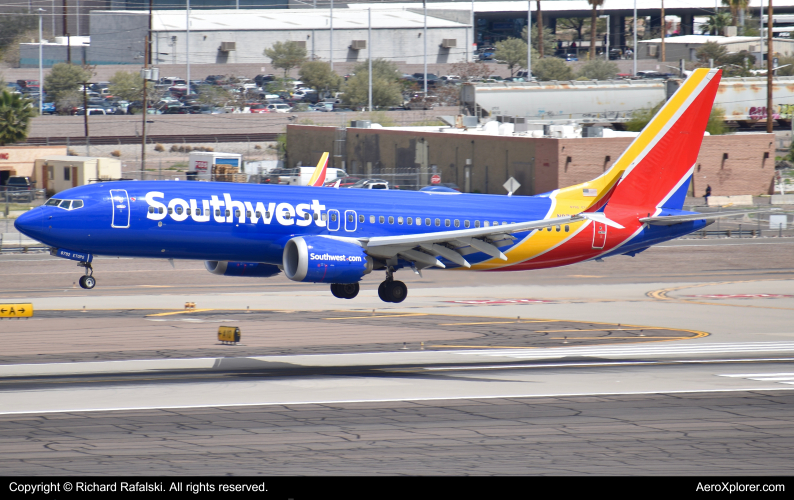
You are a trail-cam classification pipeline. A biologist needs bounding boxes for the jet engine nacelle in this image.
[283,236,373,283]
[205,261,282,277]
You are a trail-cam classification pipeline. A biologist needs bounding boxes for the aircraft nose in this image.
[14,208,44,239]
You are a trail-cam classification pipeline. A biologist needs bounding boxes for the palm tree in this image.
[722,0,750,27]
[588,0,604,60]
[536,0,544,58]
[701,11,732,35]
[0,90,35,146]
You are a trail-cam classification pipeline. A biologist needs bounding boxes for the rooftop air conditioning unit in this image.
[648,44,658,57]
[350,40,366,50]
[441,39,457,49]
[220,42,236,52]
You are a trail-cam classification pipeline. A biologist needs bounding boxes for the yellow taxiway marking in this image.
[146,309,216,317]
[549,336,684,340]
[439,320,562,326]
[541,327,669,333]
[648,279,794,310]
[323,313,429,320]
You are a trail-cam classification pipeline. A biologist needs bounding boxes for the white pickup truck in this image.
[283,167,348,186]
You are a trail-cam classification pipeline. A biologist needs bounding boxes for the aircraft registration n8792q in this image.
[16,68,741,303]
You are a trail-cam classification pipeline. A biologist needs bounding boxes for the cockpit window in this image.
[46,198,84,210]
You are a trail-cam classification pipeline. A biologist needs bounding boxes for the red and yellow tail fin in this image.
[307,152,330,187]
[607,68,721,210]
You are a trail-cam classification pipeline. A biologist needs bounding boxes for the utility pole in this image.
[330,0,334,70]
[62,0,70,64]
[368,7,372,112]
[768,0,774,134]
[423,0,427,96]
[148,0,153,66]
[186,0,190,93]
[633,0,637,75]
[536,0,543,58]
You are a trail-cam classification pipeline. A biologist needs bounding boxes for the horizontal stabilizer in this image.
[640,209,779,226]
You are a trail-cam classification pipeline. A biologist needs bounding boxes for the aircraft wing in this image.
[640,209,777,226]
[359,213,622,269]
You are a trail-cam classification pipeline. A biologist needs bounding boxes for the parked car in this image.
[41,102,56,114]
[348,179,389,190]
[249,103,269,113]
[267,103,292,113]
[3,176,35,202]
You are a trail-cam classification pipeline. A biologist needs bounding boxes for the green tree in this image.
[521,24,556,58]
[494,37,528,76]
[197,85,233,107]
[587,0,605,60]
[342,59,403,108]
[44,63,92,109]
[0,11,37,60]
[533,56,574,81]
[298,61,342,96]
[108,70,152,103]
[701,11,732,35]
[557,17,587,41]
[264,41,308,78]
[775,55,794,76]
[0,90,35,145]
[577,59,619,80]
[695,41,728,64]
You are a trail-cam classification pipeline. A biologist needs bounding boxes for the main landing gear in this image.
[377,267,407,303]
[77,261,95,289]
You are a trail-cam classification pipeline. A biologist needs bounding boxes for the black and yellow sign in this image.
[218,326,241,343]
[0,303,33,318]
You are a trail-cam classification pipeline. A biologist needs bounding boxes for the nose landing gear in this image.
[77,261,95,289]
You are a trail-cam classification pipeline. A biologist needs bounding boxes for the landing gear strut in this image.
[378,267,407,303]
[331,282,359,299]
[78,261,95,289]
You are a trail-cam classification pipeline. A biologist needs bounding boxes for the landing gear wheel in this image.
[331,283,360,299]
[378,280,407,303]
[79,275,96,289]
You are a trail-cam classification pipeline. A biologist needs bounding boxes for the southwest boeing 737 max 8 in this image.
[15,68,749,303]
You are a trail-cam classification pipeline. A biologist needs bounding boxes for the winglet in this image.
[307,152,330,187]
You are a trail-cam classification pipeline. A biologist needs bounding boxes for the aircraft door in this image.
[110,189,130,228]
[344,210,357,232]
[327,209,340,231]
[592,221,607,249]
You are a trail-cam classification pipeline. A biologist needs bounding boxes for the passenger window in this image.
[321,213,327,221]
[425,218,431,226]
[159,207,164,214]
[59,200,71,209]
[305,213,311,221]
[256,211,262,218]
[287,212,293,220]
[475,220,480,228]
[379,216,385,223]
[484,221,490,227]
[246,211,251,218]
[225,210,230,217]
[72,200,83,209]
[407,217,413,225]
[370,215,375,223]
[215,209,221,216]
[187,208,192,215]
[168,207,173,214]
[464,220,470,228]
[234,210,240,218]
[435,218,440,226]
[556,225,561,232]
[565,225,570,232]
[546,226,552,232]
[267,211,272,219]
[454,219,460,227]
[348,213,354,222]
[330,213,336,222]
[416,217,422,225]
[445,219,450,227]
[148,206,154,213]
[388,216,394,224]
[359,215,364,223]
[398,217,403,225]
[196,208,202,215]
[313,213,319,221]
[176,207,184,215]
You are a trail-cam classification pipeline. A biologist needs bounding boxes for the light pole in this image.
[527,1,531,78]
[38,8,44,117]
[423,0,428,97]
[330,0,334,71]
[633,0,637,75]
[368,7,372,112]
[186,0,190,93]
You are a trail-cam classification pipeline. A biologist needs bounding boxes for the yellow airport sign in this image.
[0,304,33,318]
[218,326,241,343]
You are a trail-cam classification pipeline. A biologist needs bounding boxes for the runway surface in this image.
[1,238,793,475]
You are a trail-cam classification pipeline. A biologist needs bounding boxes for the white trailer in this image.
[189,152,242,180]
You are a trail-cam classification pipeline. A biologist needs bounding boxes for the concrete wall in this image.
[19,43,89,68]
[0,146,69,178]
[32,156,122,195]
[287,125,776,196]
[88,11,149,65]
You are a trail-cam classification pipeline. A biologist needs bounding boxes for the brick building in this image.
[286,125,776,197]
